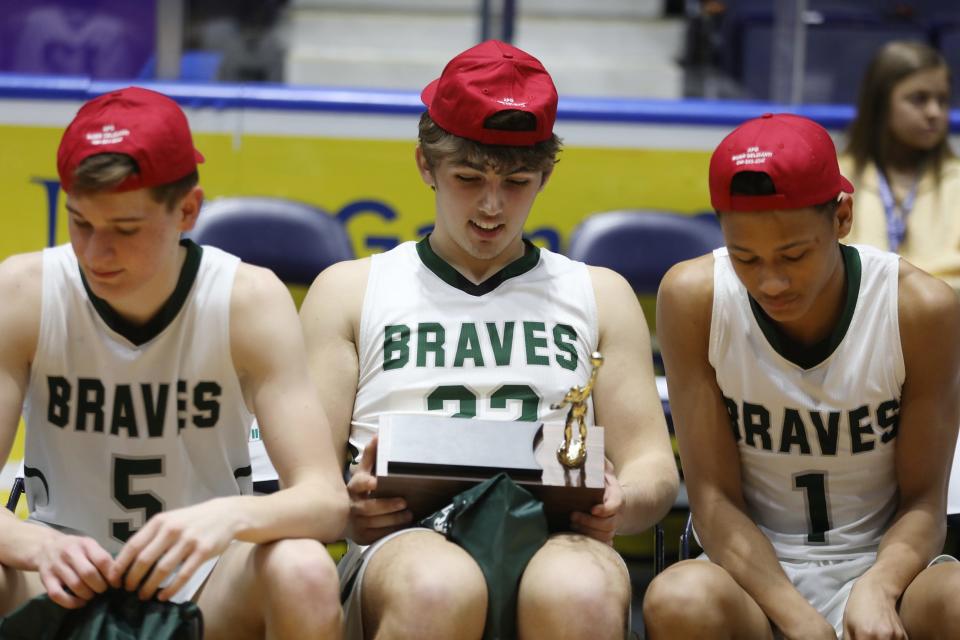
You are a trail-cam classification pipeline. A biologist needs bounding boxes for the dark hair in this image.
[485,110,537,131]
[728,171,839,216]
[845,40,953,179]
[70,153,199,211]
[417,111,562,175]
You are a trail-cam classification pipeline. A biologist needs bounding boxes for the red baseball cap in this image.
[709,113,853,212]
[57,86,204,194]
[421,40,557,146]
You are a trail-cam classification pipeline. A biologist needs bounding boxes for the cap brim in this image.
[839,174,854,194]
[421,79,439,108]
[194,149,205,164]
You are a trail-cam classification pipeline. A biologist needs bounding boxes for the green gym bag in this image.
[421,472,550,640]
[0,589,202,640]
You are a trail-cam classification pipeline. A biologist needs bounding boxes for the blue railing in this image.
[4,73,960,131]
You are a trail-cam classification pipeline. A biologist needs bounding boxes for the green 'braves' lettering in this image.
[724,396,899,455]
[192,382,221,428]
[46,376,222,437]
[382,321,580,371]
[779,408,811,454]
[383,324,410,370]
[77,378,105,433]
[743,402,772,450]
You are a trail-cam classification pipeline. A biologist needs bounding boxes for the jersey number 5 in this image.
[111,456,165,543]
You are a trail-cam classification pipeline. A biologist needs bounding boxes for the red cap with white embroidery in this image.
[421,40,558,146]
[709,113,853,212]
[57,86,204,193]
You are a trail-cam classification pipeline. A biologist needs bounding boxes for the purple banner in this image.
[0,0,155,79]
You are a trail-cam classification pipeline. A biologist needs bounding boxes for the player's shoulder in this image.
[231,261,292,306]
[0,251,44,353]
[304,257,371,302]
[301,257,372,323]
[657,253,715,313]
[0,251,44,302]
[583,266,646,338]
[584,264,635,301]
[0,250,43,281]
[312,256,372,289]
[227,263,306,340]
[896,258,960,341]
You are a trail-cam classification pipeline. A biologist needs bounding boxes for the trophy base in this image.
[374,415,605,531]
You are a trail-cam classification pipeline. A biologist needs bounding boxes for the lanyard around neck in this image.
[876,165,920,252]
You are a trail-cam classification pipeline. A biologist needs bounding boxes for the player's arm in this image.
[0,254,42,567]
[658,256,834,637]
[111,265,350,600]
[300,258,369,465]
[843,263,960,632]
[300,259,413,545]
[300,258,413,544]
[0,254,113,608]
[227,263,350,539]
[578,266,678,540]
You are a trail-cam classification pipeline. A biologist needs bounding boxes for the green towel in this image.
[0,589,202,640]
[421,473,549,640]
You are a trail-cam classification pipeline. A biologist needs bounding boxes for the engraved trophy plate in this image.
[382,416,543,478]
[375,352,607,530]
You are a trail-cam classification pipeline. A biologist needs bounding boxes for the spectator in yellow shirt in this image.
[842,41,960,288]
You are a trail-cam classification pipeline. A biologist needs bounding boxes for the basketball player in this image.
[299,40,679,639]
[0,87,348,639]
[643,113,960,639]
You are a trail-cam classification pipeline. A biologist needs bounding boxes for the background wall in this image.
[0,83,737,262]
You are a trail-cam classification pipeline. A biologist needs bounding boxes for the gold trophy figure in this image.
[551,352,603,469]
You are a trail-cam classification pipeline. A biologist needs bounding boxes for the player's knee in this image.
[0,566,20,615]
[519,540,629,637]
[521,575,626,638]
[642,562,726,631]
[900,563,960,640]
[363,534,486,637]
[403,556,487,613]
[372,550,487,637]
[0,565,39,616]
[528,560,627,604]
[642,569,686,625]
[253,539,339,608]
[932,564,960,628]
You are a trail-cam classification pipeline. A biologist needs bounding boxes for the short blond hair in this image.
[70,153,198,210]
[417,111,561,175]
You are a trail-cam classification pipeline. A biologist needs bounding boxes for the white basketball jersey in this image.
[351,239,600,460]
[709,244,903,560]
[22,242,254,555]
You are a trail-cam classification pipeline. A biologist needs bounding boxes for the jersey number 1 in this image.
[794,472,830,544]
